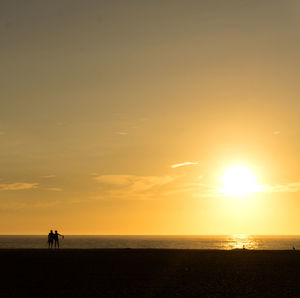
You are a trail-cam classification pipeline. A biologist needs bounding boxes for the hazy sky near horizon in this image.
[1,0,300,234]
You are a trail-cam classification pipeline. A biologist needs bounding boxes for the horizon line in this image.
[1,234,300,237]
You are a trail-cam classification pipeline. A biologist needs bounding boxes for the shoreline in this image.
[0,248,298,251]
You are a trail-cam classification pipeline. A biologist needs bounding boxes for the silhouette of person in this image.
[48,230,54,248]
[54,230,64,248]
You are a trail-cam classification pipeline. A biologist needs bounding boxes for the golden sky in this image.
[1,0,300,234]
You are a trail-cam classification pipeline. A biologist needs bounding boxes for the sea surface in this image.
[0,235,299,250]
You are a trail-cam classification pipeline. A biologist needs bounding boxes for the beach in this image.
[1,249,300,297]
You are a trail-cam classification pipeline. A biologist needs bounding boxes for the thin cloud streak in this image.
[0,200,61,211]
[171,162,199,168]
[262,183,300,193]
[0,183,38,191]
[95,174,178,200]
[115,132,128,136]
[46,187,63,192]
[93,174,211,200]
[41,175,56,178]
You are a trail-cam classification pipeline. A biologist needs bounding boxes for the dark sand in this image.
[1,249,300,297]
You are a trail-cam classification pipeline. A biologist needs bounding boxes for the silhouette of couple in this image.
[48,230,64,248]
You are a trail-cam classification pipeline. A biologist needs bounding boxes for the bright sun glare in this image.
[220,165,260,196]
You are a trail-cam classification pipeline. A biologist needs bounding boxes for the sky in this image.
[1,0,300,234]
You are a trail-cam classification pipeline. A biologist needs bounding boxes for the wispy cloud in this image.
[262,183,300,193]
[95,175,135,186]
[94,174,178,200]
[0,200,61,211]
[171,162,199,168]
[93,174,211,200]
[96,174,175,188]
[214,182,300,197]
[46,187,63,192]
[95,172,300,201]
[115,132,128,136]
[0,182,38,191]
[41,175,56,178]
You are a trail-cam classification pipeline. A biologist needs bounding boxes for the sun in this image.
[220,165,260,196]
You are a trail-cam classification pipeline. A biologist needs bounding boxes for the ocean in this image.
[0,235,299,250]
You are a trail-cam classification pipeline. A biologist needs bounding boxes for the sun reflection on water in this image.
[224,234,258,250]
